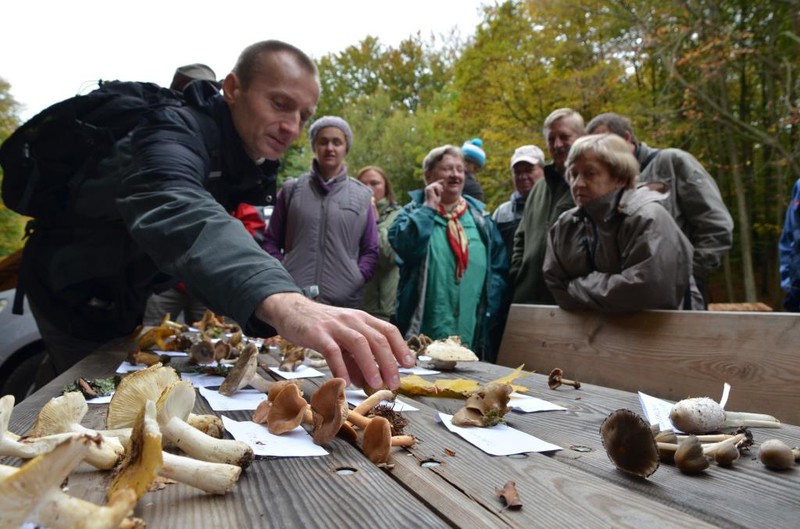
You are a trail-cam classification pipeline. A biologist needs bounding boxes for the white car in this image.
[0,289,51,401]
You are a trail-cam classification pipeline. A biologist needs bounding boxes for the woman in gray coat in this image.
[543,134,697,312]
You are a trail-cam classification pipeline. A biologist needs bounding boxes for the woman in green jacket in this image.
[389,146,510,362]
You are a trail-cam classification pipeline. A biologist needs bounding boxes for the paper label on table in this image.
[151,350,189,357]
[115,361,147,373]
[221,415,328,458]
[639,392,678,432]
[269,365,325,379]
[198,386,266,411]
[399,366,440,375]
[436,412,561,455]
[719,382,731,409]
[86,393,114,404]
[345,389,419,412]
[508,392,568,413]
[181,372,226,388]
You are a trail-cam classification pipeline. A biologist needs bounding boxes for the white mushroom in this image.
[0,435,137,529]
[156,380,254,467]
[423,336,479,370]
[669,397,781,434]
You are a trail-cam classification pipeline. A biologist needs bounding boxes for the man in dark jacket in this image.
[20,40,414,389]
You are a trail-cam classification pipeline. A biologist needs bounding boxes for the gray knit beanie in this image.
[308,116,353,153]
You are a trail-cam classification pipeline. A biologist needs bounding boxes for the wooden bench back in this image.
[496,304,800,425]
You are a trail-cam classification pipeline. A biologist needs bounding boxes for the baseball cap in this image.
[510,145,545,169]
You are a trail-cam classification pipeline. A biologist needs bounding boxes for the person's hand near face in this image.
[424,154,465,209]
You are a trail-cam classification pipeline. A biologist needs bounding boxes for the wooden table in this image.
[4,339,799,529]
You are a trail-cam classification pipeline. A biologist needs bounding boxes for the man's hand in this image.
[256,293,415,389]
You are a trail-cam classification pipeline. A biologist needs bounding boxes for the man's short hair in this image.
[566,133,639,189]
[586,112,638,143]
[542,108,585,140]
[233,40,318,90]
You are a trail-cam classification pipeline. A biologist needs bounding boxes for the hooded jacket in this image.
[636,142,733,277]
[543,187,695,312]
[22,81,299,340]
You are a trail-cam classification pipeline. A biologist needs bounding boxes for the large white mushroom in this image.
[422,336,479,370]
[0,435,138,529]
[669,397,781,434]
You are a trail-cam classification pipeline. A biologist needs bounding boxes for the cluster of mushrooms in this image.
[0,363,254,528]
[600,396,795,478]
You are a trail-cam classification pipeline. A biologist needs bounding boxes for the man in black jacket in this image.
[22,40,414,389]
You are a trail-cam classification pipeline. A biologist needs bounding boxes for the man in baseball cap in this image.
[492,145,546,259]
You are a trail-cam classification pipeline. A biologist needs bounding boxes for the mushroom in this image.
[758,439,795,470]
[108,400,163,500]
[106,363,224,439]
[714,442,740,467]
[547,368,581,390]
[0,394,122,470]
[279,342,306,372]
[361,416,416,465]
[115,400,242,495]
[669,397,780,434]
[188,338,216,364]
[674,435,710,474]
[127,350,171,366]
[252,381,312,435]
[0,435,138,529]
[156,380,254,467]
[353,389,397,416]
[452,383,512,427]
[309,378,349,445]
[423,336,479,370]
[599,409,660,478]
[31,391,131,442]
[218,343,272,396]
[137,325,179,351]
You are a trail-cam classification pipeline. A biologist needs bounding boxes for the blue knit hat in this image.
[309,116,353,153]
[461,138,486,168]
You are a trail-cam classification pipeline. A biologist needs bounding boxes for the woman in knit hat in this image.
[389,145,510,362]
[262,116,378,309]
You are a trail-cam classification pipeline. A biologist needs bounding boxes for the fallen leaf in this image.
[496,481,522,509]
[444,448,456,457]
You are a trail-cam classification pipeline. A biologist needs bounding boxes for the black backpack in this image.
[0,80,185,218]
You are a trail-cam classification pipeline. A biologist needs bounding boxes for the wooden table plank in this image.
[411,362,800,529]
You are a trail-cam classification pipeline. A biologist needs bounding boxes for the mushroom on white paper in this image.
[423,336,478,370]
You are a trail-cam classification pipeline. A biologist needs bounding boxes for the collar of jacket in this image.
[544,163,570,190]
[310,160,348,194]
[578,188,626,224]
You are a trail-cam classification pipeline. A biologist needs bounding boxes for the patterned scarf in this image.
[437,199,470,282]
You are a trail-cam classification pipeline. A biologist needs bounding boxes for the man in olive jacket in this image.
[19,40,413,388]
[511,108,585,304]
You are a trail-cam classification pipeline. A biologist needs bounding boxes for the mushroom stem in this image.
[723,411,781,428]
[676,433,735,443]
[659,433,745,456]
[160,452,242,494]
[346,410,372,430]
[353,389,396,416]
[391,435,416,447]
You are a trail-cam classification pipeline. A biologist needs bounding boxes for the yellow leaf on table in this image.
[398,365,532,399]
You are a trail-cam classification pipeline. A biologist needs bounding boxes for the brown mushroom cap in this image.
[218,343,259,396]
[547,368,564,389]
[600,409,660,478]
[309,378,348,446]
[362,416,392,464]
[265,383,309,435]
[674,435,710,474]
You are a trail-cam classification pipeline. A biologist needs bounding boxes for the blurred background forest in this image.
[1,0,799,308]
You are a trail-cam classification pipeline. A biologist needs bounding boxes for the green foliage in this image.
[0,77,26,258]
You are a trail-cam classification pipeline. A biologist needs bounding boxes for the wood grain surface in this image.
[496,304,800,423]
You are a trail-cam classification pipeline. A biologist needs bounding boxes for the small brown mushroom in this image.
[714,443,740,467]
[547,368,580,390]
[758,439,795,470]
[361,416,415,465]
[599,409,659,478]
[252,382,311,435]
[674,435,710,474]
[452,383,512,427]
[218,343,272,396]
[309,378,349,446]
